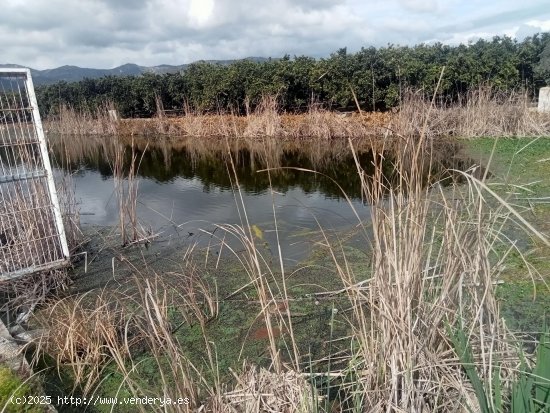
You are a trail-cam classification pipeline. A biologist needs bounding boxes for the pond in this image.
[50,136,388,265]
[49,135,467,269]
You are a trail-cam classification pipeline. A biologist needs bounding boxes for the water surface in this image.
[52,136,380,264]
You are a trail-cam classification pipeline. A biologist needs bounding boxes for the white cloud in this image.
[0,0,549,69]
[398,0,440,13]
[526,19,550,31]
[188,0,215,26]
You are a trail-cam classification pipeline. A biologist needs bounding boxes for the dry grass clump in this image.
[243,96,283,138]
[215,362,316,413]
[393,87,550,138]
[33,291,132,395]
[32,263,220,410]
[148,113,245,137]
[294,106,351,139]
[450,88,549,137]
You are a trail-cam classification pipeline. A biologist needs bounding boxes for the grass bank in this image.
[462,137,550,333]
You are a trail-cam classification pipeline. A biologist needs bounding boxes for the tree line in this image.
[36,34,550,118]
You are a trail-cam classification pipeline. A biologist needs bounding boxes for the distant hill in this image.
[0,57,272,85]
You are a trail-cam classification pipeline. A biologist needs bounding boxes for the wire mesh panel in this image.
[0,68,69,280]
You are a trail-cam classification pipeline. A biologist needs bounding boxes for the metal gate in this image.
[0,68,69,280]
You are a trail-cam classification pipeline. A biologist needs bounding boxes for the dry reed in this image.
[45,102,118,136]
[321,112,547,410]
[104,137,150,246]
[44,89,550,140]
[215,362,316,412]
[393,87,550,138]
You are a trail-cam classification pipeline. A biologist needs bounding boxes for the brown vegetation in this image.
[44,89,550,140]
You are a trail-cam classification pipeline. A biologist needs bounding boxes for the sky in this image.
[1,0,550,70]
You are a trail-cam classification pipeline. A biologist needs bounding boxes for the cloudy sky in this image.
[2,0,550,69]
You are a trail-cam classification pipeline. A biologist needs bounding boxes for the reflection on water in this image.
[52,135,391,199]
[48,135,462,263]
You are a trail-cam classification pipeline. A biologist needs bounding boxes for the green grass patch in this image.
[0,366,44,413]
[463,137,550,332]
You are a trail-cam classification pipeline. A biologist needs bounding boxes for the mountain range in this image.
[0,58,270,85]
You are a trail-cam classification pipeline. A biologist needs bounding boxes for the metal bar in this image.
[0,259,70,281]
[0,70,28,77]
[24,68,70,260]
[0,170,46,184]
[0,107,34,112]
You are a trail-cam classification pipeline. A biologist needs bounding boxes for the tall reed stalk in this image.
[108,138,149,246]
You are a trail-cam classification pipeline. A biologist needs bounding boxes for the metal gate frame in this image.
[0,68,69,280]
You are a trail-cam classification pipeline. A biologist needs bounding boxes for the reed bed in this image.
[207,137,538,411]
[336,139,514,411]
[44,89,550,140]
[47,103,118,136]
[394,88,550,139]
[44,95,392,140]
